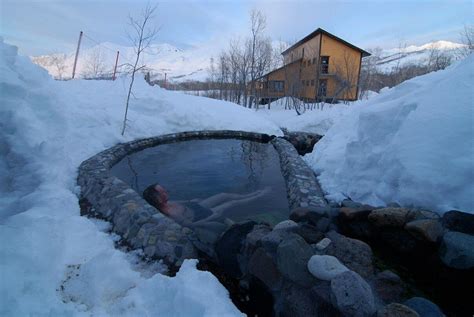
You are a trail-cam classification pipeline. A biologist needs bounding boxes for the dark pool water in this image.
[111,139,289,225]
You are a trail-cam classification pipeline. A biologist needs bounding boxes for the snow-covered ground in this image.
[2,33,473,315]
[304,55,474,213]
[1,38,282,316]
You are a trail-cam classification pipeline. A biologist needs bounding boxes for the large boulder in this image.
[405,219,444,243]
[368,208,410,227]
[290,206,329,226]
[277,235,317,287]
[442,210,474,235]
[373,270,407,304]
[307,255,349,281]
[404,297,444,317]
[259,229,296,256]
[330,270,376,317]
[273,220,299,231]
[439,231,474,269]
[277,282,340,317]
[377,303,420,317]
[294,223,325,244]
[215,221,256,278]
[324,231,374,278]
[248,247,282,291]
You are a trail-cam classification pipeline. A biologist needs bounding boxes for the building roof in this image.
[254,58,302,81]
[281,28,371,57]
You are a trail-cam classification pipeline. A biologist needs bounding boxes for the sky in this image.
[1,0,472,56]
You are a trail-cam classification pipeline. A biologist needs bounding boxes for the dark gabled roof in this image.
[254,58,302,81]
[281,28,371,57]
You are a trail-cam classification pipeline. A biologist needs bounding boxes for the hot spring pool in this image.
[111,139,289,225]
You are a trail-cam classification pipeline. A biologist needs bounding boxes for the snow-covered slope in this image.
[304,54,474,213]
[32,41,213,82]
[374,40,466,72]
[0,38,282,316]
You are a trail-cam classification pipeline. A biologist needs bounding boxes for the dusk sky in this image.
[1,0,472,56]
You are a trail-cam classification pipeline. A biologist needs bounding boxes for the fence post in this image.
[112,51,120,80]
[72,31,83,79]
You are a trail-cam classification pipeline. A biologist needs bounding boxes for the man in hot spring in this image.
[143,184,271,243]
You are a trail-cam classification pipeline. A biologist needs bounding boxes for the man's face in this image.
[154,184,169,205]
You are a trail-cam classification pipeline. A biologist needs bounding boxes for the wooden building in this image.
[255,28,370,102]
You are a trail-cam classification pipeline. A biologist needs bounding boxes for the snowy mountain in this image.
[31,39,467,82]
[31,41,213,82]
[373,40,466,72]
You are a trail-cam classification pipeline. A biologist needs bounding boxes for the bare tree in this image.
[50,53,68,80]
[427,44,452,71]
[84,47,107,79]
[457,25,474,58]
[121,4,159,136]
[248,9,266,108]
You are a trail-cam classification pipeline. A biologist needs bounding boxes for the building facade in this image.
[256,28,370,102]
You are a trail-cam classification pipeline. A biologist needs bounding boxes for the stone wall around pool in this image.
[77,130,328,268]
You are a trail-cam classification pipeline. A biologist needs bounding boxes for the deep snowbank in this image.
[1,38,278,315]
[305,55,474,213]
[257,97,352,135]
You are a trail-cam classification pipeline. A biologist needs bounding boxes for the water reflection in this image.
[111,139,289,224]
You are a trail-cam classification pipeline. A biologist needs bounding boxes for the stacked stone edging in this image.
[78,130,329,268]
[271,137,327,210]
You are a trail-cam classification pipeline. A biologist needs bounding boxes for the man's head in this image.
[143,183,169,209]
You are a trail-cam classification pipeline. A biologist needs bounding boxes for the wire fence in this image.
[36,31,169,82]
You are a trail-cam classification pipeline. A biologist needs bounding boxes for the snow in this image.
[376,40,466,73]
[304,54,474,213]
[32,41,214,82]
[0,38,280,316]
[257,97,361,135]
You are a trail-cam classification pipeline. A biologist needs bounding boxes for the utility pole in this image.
[112,51,120,80]
[72,31,83,79]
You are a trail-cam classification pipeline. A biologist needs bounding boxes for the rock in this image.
[277,235,317,287]
[316,217,331,232]
[377,270,401,283]
[274,220,299,231]
[294,223,325,244]
[341,199,363,209]
[259,229,296,256]
[439,231,474,269]
[442,210,474,235]
[404,297,444,317]
[248,247,282,291]
[325,231,374,278]
[314,237,332,251]
[278,282,340,317]
[377,303,420,317]
[368,208,410,227]
[215,221,256,278]
[405,219,443,243]
[409,209,440,221]
[290,206,329,225]
[387,202,401,208]
[330,270,376,317]
[244,224,271,250]
[339,206,373,221]
[374,270,406,305]
[307,255,349,281]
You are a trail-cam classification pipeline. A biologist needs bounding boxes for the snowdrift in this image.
[1,37,282,315]
[305,54,474,213]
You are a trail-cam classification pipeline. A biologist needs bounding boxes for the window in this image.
[269,81,284,92]
[312,58,316,64]
[311,80,315,86]
[302,80,305,86]
[306,80,309,87]
[320,56,329,74]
